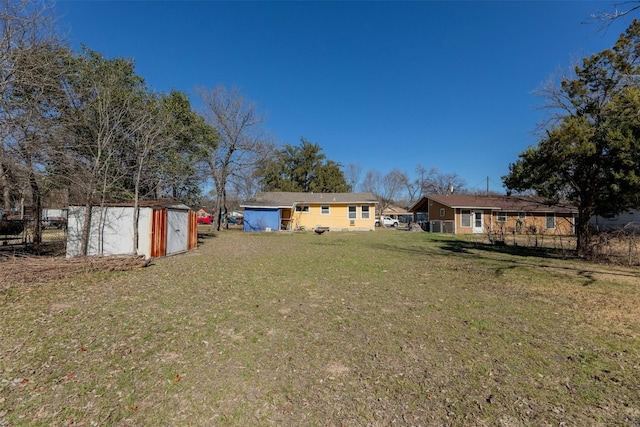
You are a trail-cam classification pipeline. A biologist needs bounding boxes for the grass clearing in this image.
[1,229,640,426]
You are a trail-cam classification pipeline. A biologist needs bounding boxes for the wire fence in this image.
[481,226,640,266]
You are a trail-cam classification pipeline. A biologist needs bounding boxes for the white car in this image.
[375,216,399,227]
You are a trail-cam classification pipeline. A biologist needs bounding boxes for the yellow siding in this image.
[293,203,376,231]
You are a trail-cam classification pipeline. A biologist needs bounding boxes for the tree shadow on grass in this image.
[197,227,217,246]
[372,235,639,282]
[439,238,574,260]
[438,238,640,283]
[368,237,569,260]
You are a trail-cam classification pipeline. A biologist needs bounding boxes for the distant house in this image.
[240,192,378,232]
[381,204,411,223]
[67,201,198,259]
[409,194,577,235]
[591,210,640,231]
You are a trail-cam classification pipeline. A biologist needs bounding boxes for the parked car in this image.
[227,216,243,225]
[196,214,212,224]
[375,216,399,227]
[42,216,67,229]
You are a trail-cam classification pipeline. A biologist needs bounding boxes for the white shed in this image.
[66,201,197,259]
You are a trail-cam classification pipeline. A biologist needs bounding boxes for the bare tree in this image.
[420,167,467,195]
[361,168,406,216]
[128,93,170,252]
[587,1,640,31]
[228,155,270,202]
[344,162,362,192]
[400,165,426,205]
[199,85,270,230]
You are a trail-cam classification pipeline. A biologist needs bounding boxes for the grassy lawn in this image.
[1,229,640,426]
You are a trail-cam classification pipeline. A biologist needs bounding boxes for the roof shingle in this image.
[241,192,379,208]
[411,194,576,213]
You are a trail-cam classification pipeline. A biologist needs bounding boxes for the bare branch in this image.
[198,85,270,229]
[585,1,640,32]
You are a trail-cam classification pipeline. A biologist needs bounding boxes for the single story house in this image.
[590,210,640,231]
[409,194,577,235]
[381,204,412,223]
[240,192,378,232]
[67,201,198,259]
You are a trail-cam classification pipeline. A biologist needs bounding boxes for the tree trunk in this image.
[132,165,142,255]
[80,194,93,256]
[27,167,42,244]
[133,203,140,255]
[214,174,227,232]
[575,205,592,258]
[0,162,10,212]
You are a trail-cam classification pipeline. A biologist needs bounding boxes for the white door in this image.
[472,211,483,234]
[166,210,188,255]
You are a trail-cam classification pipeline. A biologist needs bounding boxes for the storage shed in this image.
[66,201,197,259]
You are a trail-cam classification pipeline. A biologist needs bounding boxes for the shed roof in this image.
[69,200,192,210]
[241,192,379,208]
[409,194,577,214]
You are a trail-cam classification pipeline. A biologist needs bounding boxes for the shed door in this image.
[472,211,483,234]
[166,209,188,255]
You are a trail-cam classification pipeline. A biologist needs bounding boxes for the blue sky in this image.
[55,1,629,193]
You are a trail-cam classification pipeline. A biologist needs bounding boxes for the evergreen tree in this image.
[503,20,640,256]
[259,137,350,193]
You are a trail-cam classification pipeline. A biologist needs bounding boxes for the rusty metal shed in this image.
[66,201,197,259]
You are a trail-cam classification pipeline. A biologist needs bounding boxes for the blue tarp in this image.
[243,207,280,232]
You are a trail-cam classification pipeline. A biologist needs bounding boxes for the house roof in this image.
[382,204,409,215]
[409,194,577,214]
[241,192,379,208]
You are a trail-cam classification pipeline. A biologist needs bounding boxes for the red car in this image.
[196,213,212,224]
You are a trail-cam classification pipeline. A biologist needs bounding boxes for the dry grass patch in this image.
[1,229,640,426]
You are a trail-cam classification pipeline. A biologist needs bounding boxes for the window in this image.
[461,210,471,227]
[518,212,526,220]
[361,205,370,219]
[440,208,445,217]
[321,205,330,215]
[546,213,555,229]
[295,205,309,213]
[497,212,506,222]
[475,212,482,228]
[348,205,357,220]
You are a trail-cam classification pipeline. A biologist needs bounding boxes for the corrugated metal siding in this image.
[151,209,167,258]
[166,209,188,255]
[188,210,197,250]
